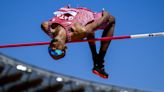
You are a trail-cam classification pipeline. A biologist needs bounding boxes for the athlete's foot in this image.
[92,65,108,79]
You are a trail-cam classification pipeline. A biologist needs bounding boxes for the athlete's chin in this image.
[51,53,66,60]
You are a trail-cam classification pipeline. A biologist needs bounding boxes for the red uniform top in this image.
[47,7,104,41]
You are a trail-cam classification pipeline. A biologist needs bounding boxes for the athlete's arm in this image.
[69,23,87,41]
[41,21,50,36]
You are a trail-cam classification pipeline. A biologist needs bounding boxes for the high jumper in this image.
[41,6,115,78]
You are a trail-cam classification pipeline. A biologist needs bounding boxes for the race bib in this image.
[53,11,77,21]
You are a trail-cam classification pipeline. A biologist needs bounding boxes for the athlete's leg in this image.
[97,15,115,77]
[85,19,104,69]
[87,33,98,66]
[85,11,115,78]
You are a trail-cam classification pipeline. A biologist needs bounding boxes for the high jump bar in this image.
[0,32,164,48]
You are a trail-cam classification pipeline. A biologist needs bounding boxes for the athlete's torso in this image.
[49,7,96,29]
[47,7,105,41]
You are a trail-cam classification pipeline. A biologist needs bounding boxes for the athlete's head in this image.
[48,39,67,60]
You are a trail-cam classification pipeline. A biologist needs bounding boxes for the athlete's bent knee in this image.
[109,15,115,24]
